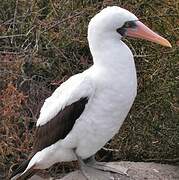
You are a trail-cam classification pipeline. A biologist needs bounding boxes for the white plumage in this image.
[24,7,137,173]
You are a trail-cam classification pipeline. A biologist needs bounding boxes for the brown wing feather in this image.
[33,97,88,153]
[10,98,88,179]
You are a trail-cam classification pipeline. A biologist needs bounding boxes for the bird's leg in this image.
[74,151,112,180]
[84,155,129,176]
[75,153,91,180]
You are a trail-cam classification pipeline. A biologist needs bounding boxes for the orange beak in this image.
[126,21,172,47]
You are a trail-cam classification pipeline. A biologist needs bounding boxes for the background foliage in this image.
[0,0,178,178]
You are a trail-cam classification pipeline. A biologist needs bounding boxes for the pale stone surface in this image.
[28,161,179,180]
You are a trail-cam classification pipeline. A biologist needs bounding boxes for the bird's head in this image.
[88,6,171,47]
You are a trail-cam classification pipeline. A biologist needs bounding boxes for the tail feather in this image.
[9,159,38,180]
[16,166,38,180]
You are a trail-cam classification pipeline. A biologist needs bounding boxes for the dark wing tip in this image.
[9,159,30,179]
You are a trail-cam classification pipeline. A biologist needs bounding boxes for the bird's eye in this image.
[123,21,137,29]
[116,21,137,36]
[124,22,130,28]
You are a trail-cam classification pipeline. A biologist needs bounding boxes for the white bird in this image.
[11,6,171,180]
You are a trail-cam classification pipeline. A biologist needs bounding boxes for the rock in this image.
[28,161,179,180]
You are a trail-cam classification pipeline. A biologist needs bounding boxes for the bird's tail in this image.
[9,159,38,180]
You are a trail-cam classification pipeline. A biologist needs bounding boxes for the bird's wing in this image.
[34,73,93,152]
[10,73,93,179]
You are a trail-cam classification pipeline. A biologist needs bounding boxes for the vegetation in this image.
[0,0,178,178]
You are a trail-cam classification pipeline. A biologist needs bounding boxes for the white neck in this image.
[88,27,134,71]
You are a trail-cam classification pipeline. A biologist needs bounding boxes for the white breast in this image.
[63,60,137,158]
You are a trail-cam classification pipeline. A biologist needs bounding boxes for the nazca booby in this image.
[11,6,171,180]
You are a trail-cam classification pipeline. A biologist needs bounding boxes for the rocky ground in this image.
[25,161,179,180]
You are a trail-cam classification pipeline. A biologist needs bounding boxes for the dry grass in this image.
[0,0,178,178]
